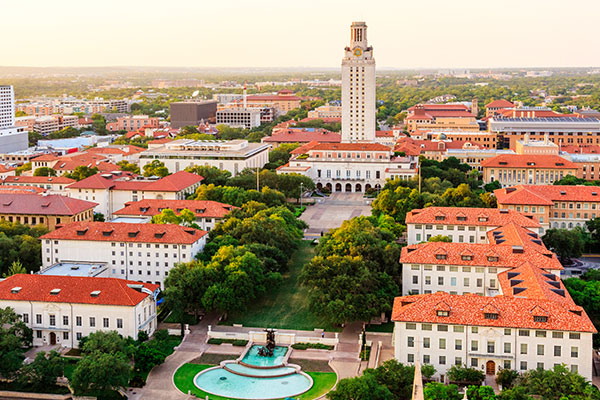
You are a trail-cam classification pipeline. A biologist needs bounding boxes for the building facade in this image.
[169,101,218,128]
[0,193,96,230]
[0,274,158,347]
[307,104,342,119]
[481,154,581,186]
[495,185,600,231]
[0,85,28,152]
[216,108,261,129]
[40,221,207,287]
[138,139,269,177]
[341,22,376,143]
[106,115,160,132]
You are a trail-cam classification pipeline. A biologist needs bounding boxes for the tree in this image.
[554,174,589,186]
[467,385,497,400]
[542,228,585,262]
[71,351,131,395]
[93,212,105,222]
[134,343,166,373]
[424,382,461,400]
[180,125,200,136]
[91,114,107,135]
[508,364,600,400]
[117,160,140,174]
[33,166,57,177]
[420,364,436,379]
[480,192,498,208]
[15,162,31,176]
[185,165,232,186]
[364,360,415,399]
[446,365,485,385]
[2,260,26,277]
[268,143,300,168]
[0,307,33,378]
[16,350,64,390]
[327,374,393,400]
[143,160,170,177]
[484,180,502,192]
[496,369,519,389]
[151,208,181,225]
[428,235,452,243]
[63,166,98,181]
[81,330,134,358]
[497,386,533,400]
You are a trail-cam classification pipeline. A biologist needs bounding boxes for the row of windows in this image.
[411,275,495,288]
[416,233,480,243]
[406,353,579,373]
[404,323,581,340]
[410,265,496,273]
[24,313,123,329]
[45,240,187,250]
[415,224,486,231]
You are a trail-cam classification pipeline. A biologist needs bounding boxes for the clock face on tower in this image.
[353,48,362,57]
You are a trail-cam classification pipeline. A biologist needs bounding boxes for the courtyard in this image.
[301,193,373,239]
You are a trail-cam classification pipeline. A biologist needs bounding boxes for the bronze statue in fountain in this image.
[258,328,276,357]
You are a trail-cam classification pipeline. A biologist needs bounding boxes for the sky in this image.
[2,0,600,69]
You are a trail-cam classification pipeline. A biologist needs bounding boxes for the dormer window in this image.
[484,313,499,320]
[437,310,449,317]
[533,316,548,323]
[435,215,445,221]
[487,256,499,262]
[461,255,473,261]
[436,254,447,260]
[456,216,467,221]
[478,217,488,222]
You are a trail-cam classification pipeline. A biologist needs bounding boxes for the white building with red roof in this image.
[1,175,76,195]
[65,171,204,218]
[112,199,236,231]
[277,142,417,193]
[262,127,341,148]
[484,99,515,117]
[405,207,541,245]
[396,212,595,380]
[40,221,207,288]
[495,184,600,231]
[481,154,581,186]
[0,274,159,347]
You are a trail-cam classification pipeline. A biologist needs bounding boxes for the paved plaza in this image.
[300,193,373,239]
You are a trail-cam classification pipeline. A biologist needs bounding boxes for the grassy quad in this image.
[220,241,340,332]
[173,363,337,400]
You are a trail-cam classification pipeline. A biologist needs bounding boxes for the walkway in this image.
[128,315,218,400]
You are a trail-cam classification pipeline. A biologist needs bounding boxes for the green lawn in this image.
[173,363,337,400]
[221,241,340,331]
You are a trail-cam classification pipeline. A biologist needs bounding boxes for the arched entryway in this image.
[325,183,332,192]
[49,332,56,345]
[375,184,381,191]
[355,183,362,192]
[365,184,372,191]
[345,183,352,192]
[316,183,323,190]
[335,183,342,192]
[486,360,495,375]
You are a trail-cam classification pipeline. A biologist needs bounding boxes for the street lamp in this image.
[300,182,303,207]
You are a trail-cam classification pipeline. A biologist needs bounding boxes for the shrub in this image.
[421,364,436,379]
[128,373,146,388]
[207,338,223,345]
[291,342,334,350]
[232,340,248,346]
[153,329,169,342]
[496,368,519,389]
[137,331,149,343]
[446,365,484,384]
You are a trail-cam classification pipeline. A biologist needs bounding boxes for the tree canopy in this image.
[143,160,170,177]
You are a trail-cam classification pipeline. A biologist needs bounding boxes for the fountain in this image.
[257,328,276,357]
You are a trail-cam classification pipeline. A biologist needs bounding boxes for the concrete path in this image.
[484,375,500,394]
[127,315,218,400]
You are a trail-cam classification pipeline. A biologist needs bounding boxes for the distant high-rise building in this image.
[170,101,217,129]
[0,86,28,152]
[341,22,376,143]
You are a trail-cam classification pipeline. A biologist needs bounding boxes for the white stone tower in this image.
[341,21,376,143]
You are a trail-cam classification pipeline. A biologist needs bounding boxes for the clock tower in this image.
[341,21,376,143]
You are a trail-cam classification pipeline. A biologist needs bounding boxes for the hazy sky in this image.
[2,0,600,69]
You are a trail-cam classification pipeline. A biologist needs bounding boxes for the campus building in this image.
[0,193,96,230]
[106,115,160,132]
[216,108,261,129]
[138,139,270,177]
[170,101,218,128]
[0,274,158,347]
[481,154,581,186]
[405,104,479,133]
[112,199,236,231]
[40,221,207,287]
[1,176,76,195]
[66,171,203,218]
[495,185,600,231]
[0,85,28,152]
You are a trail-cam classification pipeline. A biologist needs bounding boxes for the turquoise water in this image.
[241,345,288,367]
[225,362,296,377]
[194,368,312,400]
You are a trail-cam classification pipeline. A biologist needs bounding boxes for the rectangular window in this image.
[439,338,446,349]
[571,347,578,357]
[49,315,56,326]
[439,355,446,365]
[422,324,432,331]
[453,326,464,333]
[488,341,495,353]
[76,316,82,326]
[537,344,544,356]
[455,339,462,350]
[36,314,42,324]
[89,317,95,327]
[423,354,430,364]
[518,330,530,337]
[520,343,527,354]
[407,337,414,347]
[63,316,69,326]
[437,325,448,332]
[520,361,527,371]
[63,332,69,340]
[103,318,109,328]
[76,332,82,340]
[471,358,478,368]
[22,314,29,323]
[554,346,561,357]
[406,323,416,330]
[407,353,414,363]
[423,337,430,348]
[569,333,581,340]
[504,342,511,354]
[455,357,462,366]
[471,340,478,351]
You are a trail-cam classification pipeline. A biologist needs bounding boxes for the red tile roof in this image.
[401,241,562,271]
[480,154,579,169]
[392,292,595,333]
[485,99,514,108]
[406,110,476,120]
[67,171,203,192]
[495,185,600,205]
[376,130,394,137]
[113,199,236,219]
[0,185,46,194]
[406,207,540,228]
[308,143,392,152]
[0,165,16,173]
[3,176,76,185]
[290,141,321,155]
[40,221,207,244]
[264,128,341,144]
[0,194,96,216]
[497,109,576,118]
[299,117,341,124]
[560,145,600,154]
[408,104,470,112]
[0,274,158,306]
